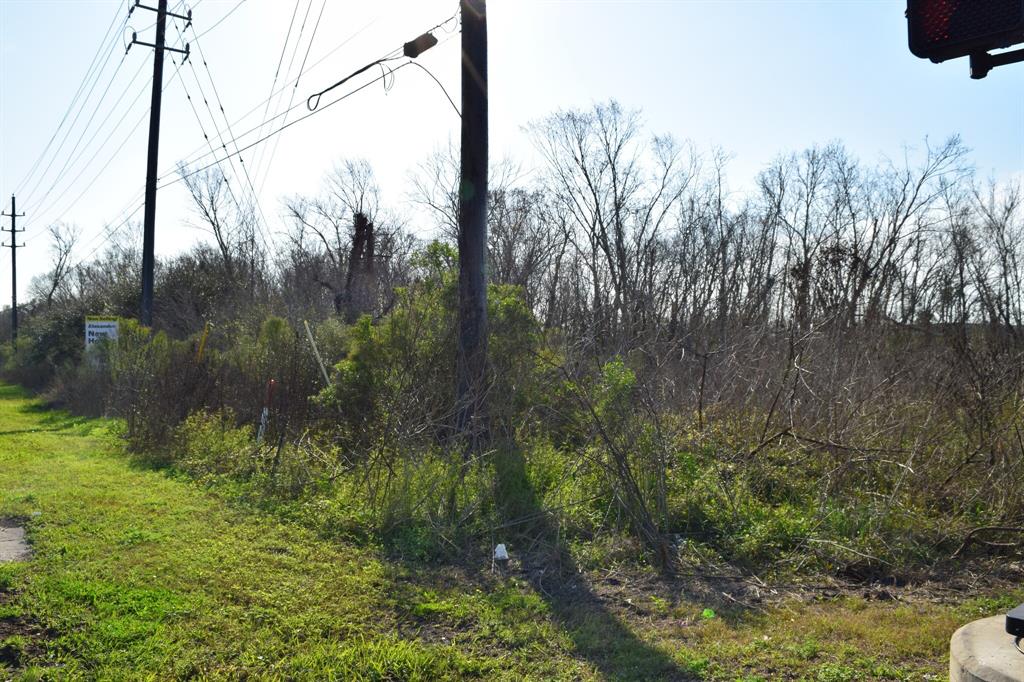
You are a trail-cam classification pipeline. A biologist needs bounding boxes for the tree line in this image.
[3,99,1022,574]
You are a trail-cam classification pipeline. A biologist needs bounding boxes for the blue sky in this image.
[1,0,1022,304]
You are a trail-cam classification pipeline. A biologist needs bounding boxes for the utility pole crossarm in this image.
[129,36,190,60]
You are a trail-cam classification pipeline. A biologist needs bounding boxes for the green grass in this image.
[0,382,1017,679]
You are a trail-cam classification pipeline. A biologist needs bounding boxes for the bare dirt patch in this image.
[0,583,50,672]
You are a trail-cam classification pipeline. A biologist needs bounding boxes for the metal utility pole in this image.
[127,0,191,327]
[455,0,489,444]
[1,195,25,341]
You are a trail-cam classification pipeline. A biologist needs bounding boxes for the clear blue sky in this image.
[1,0,1022,304]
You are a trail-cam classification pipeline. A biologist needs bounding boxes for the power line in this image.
[28,79,151,238]
[26,49,135,220]
[16,1,190,240]
[155,16,382,181]
[23,58,149,231]
[246,0,305,193]
[181,20,274,250]
[162,59,416,191]
[132,0,193,326]
[406,61,461,118]
[21,0,189,213]
[74,202,145,271]
[251,0,301,168]
[168,46,271,255]
[163,10,457,185]
[254,0,328,200]
[59,9,458,282]
[29,32,191,238]
[65,184,146,266]
[31,1,232,276]
[54,40,190,273]
[189,0,242,41]
[19,19,129,208]
[39,81,162,244]
[250,0,317,194]
[12,4,127,198]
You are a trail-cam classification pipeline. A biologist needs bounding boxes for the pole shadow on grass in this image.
[493,445,694,681]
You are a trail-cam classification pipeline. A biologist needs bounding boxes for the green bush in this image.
[174,409,255,478]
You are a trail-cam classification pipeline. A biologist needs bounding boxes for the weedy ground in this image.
[0,382,1019,680]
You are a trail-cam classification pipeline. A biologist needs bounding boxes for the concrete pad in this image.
[951,615,1024,681]
[0,519,31,562]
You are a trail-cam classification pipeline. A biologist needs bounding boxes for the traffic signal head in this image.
[907,0,1024,62]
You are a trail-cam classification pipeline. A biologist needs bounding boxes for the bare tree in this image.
[528,100,697,348]
[178,164,262,285]
[31,222,80,307]
[285,159,413,318]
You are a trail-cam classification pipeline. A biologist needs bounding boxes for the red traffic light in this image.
[908,0,1024,62]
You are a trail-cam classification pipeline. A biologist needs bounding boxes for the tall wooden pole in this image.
[1,195,25,341]
[456,0,488,444]
[140,0,168,327]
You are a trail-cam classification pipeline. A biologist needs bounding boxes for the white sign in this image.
[85,316,119,349]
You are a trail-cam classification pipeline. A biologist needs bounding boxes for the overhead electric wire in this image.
[50,0,233,271]
[19,0,190,212]
[406,61,460,118]
[61,7,458,278]
[168,21,271,253]
[182,20,274,249]
[252,0,301,151]
[12,3,126,198]
[57,45,190,268]
[73,201,146,271]
[26,49,137,222]
[168,46,250,229]
[245,0,304,195]
[25,67,153,243]
[154,16,381,181]
[130,0,196,39]
[19,0,189,219]
[21,0,189,214]
[34,0,207,280]
[159,10,456,183]
[304,50,401,111]
[293,0,328,95]
[19,18,129,208]
[161,13,460,191]
[250,0,317,195]
[68,187,146,264]
[189,0,244,42]
[45,64,181,246]
[161,59,416,191]
[24,56,150,229]
[254,0,328,202]
[29,25,192,238]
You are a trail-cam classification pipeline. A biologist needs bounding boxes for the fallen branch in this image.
[951,526,1024,558]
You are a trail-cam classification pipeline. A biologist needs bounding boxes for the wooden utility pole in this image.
[456,0,488,444]
[128,0,191,327]
[140,0,167,327]
[1,195,25,341]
